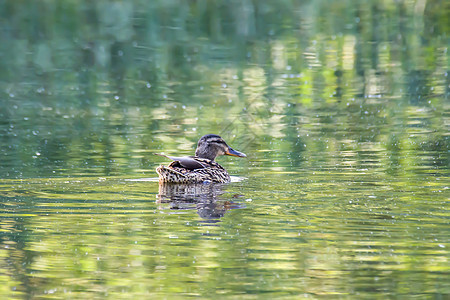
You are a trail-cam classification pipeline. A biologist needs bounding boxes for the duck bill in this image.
[225,147,246,158]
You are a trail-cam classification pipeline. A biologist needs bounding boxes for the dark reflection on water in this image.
[157,182,246,223]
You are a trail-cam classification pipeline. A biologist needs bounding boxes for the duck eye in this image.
[210,139,223,144]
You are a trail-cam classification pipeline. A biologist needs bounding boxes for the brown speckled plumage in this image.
[156,158,230,183]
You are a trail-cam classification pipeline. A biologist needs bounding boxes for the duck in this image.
[155,134,246,183]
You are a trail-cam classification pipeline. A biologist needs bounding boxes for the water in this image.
[0,1,449,298]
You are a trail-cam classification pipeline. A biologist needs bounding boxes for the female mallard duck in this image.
[155,134,246,183]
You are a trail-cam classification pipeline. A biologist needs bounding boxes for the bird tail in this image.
[156,165,187,183]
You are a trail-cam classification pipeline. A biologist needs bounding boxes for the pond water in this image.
[0,1,449,298]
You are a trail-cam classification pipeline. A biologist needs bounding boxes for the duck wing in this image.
[154,153,207,170]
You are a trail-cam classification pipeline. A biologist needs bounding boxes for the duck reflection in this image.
[156,183,244,222]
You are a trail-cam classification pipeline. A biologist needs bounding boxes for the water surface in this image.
[0,1,448,298]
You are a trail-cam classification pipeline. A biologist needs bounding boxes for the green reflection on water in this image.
[0,0,449,298]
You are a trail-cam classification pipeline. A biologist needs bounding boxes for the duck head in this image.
[195,134,246,161]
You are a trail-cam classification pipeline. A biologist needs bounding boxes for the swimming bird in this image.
[155,134,246,183]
